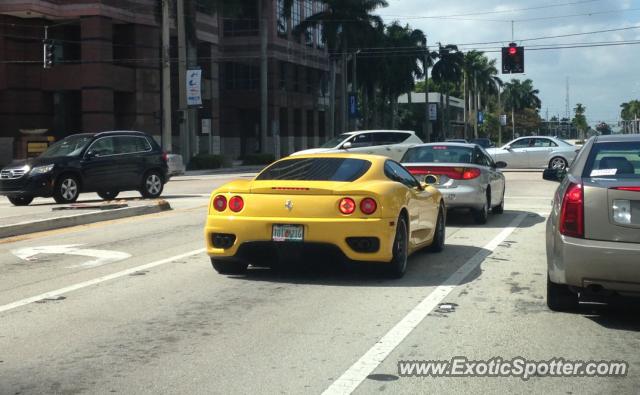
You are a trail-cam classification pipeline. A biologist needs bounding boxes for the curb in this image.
[0,200,171,239]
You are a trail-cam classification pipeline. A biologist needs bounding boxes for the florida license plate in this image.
[272,224,304,242]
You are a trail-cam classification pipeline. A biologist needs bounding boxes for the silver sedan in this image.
[544,134,640,311]
[401,143,507,224]
[486,136,579,170]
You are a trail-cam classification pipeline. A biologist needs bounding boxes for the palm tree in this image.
[503,79,541,139]
[378,22,425,128]
[620,100,640,133]
[431,44,464,139]
[572,103,588,139]
[463,51,502,139]
[284,0,389,134]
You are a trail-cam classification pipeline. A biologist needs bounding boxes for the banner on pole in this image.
[187,69,202,106]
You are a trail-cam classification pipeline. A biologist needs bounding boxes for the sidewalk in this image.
[183,165,265,176]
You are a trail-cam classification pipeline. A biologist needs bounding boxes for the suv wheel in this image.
[547,276,579,312]
[140,171,164,198]
[97,191,119,200]
[53,175,80,204]
[8,196,33,206]
[493,187,505,214]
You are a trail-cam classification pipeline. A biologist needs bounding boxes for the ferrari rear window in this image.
[256,158,371,181]
[401,146,473,164]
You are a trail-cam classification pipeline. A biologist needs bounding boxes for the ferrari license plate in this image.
[272,224,304,242]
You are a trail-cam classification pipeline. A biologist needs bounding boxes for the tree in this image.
[620,99,640,121]
[378,22,425,128]
[462,50,502,139]
[284,0,389,134]
[572,103,588,139]
[502,79,541,139]
[431,44,464,139]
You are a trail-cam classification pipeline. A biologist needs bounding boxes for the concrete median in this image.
[0,200,171,239]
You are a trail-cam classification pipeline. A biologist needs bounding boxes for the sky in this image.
[376,0,640,126]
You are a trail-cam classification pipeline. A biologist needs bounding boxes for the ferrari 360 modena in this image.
[204,153,445,278]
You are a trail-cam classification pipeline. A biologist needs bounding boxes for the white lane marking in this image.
[323,213,527,395]
[0,248,205,314]
[12,244,132,268]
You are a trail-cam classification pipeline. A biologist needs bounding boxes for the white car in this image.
[486,136,579,170]
[290,130,423,162]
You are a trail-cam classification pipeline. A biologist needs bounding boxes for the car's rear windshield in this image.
[256,158,371,182]
[583,142,640,178]
[401,145,473,164]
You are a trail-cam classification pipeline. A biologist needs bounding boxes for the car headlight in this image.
[30,164,54,175]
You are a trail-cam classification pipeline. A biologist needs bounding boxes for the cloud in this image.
[378,0,640,124]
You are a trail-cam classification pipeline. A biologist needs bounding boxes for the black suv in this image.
[0,131,169,206]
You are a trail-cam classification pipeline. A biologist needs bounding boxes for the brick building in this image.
[0,0,336,165]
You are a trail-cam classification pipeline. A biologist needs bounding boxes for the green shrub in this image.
[241,154,275,165]
[187,154,227,170]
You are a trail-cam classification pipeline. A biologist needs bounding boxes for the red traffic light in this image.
[508,46,517,56]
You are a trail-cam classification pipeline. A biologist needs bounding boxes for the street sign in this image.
[349,94,358,118]
[429,103,438,121]
[500,114,507,126]
[12,244,131,269]
[201,118,212,135]
[187,69,202,106]
[477,111,484,125]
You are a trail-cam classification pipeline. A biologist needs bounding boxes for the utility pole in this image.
[161,0,172,152]
[423,36,431,142]
[473,71,478,139]
[497,87,502,147]
[177,0,189,161]
[351,50,359,131]
[259,0,268,153]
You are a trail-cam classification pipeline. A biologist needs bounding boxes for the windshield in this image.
[402,145,473,164]
[256,157,371,181]
[320,133,351,148]
[583,142,640,178]
[39,135,92,158]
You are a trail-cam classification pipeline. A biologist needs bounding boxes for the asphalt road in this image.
[1,172,639,394]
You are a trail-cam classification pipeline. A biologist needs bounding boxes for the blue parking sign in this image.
[349,94,358,118]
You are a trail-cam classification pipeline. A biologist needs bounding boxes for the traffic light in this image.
[43,39,55,69]
[501,43,524,74]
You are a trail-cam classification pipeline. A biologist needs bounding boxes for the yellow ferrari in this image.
[204,153,445,278]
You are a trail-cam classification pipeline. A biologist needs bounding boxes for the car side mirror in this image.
[342,142,352,149]
[419,181,428,190]
[543,168,567,182]
[494,161,507,169]
[504,145,512,151]
[85,150,97,159]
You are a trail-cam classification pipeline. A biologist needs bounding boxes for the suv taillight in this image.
[162,151,168,162]
[559,182,584,238]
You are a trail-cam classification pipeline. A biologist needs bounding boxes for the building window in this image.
[304,0,314,47]
[314,0,325,49]
[223,0,259,37]
[292,0,302,42]
[276,0,288,37]
[279,61,287,90]
[293,65,300,92]
[223,62,259,91]
[306,68,314,94]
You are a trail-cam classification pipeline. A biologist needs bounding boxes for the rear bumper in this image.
[204,216,396,262]
[440,184,485,209]
[0,174,54,197]
[549,234,640,293]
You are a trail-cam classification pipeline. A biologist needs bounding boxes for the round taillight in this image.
[339,197,356,215]
[213,195,227,211]
[360,198,377,215]
[229,196,244,212]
